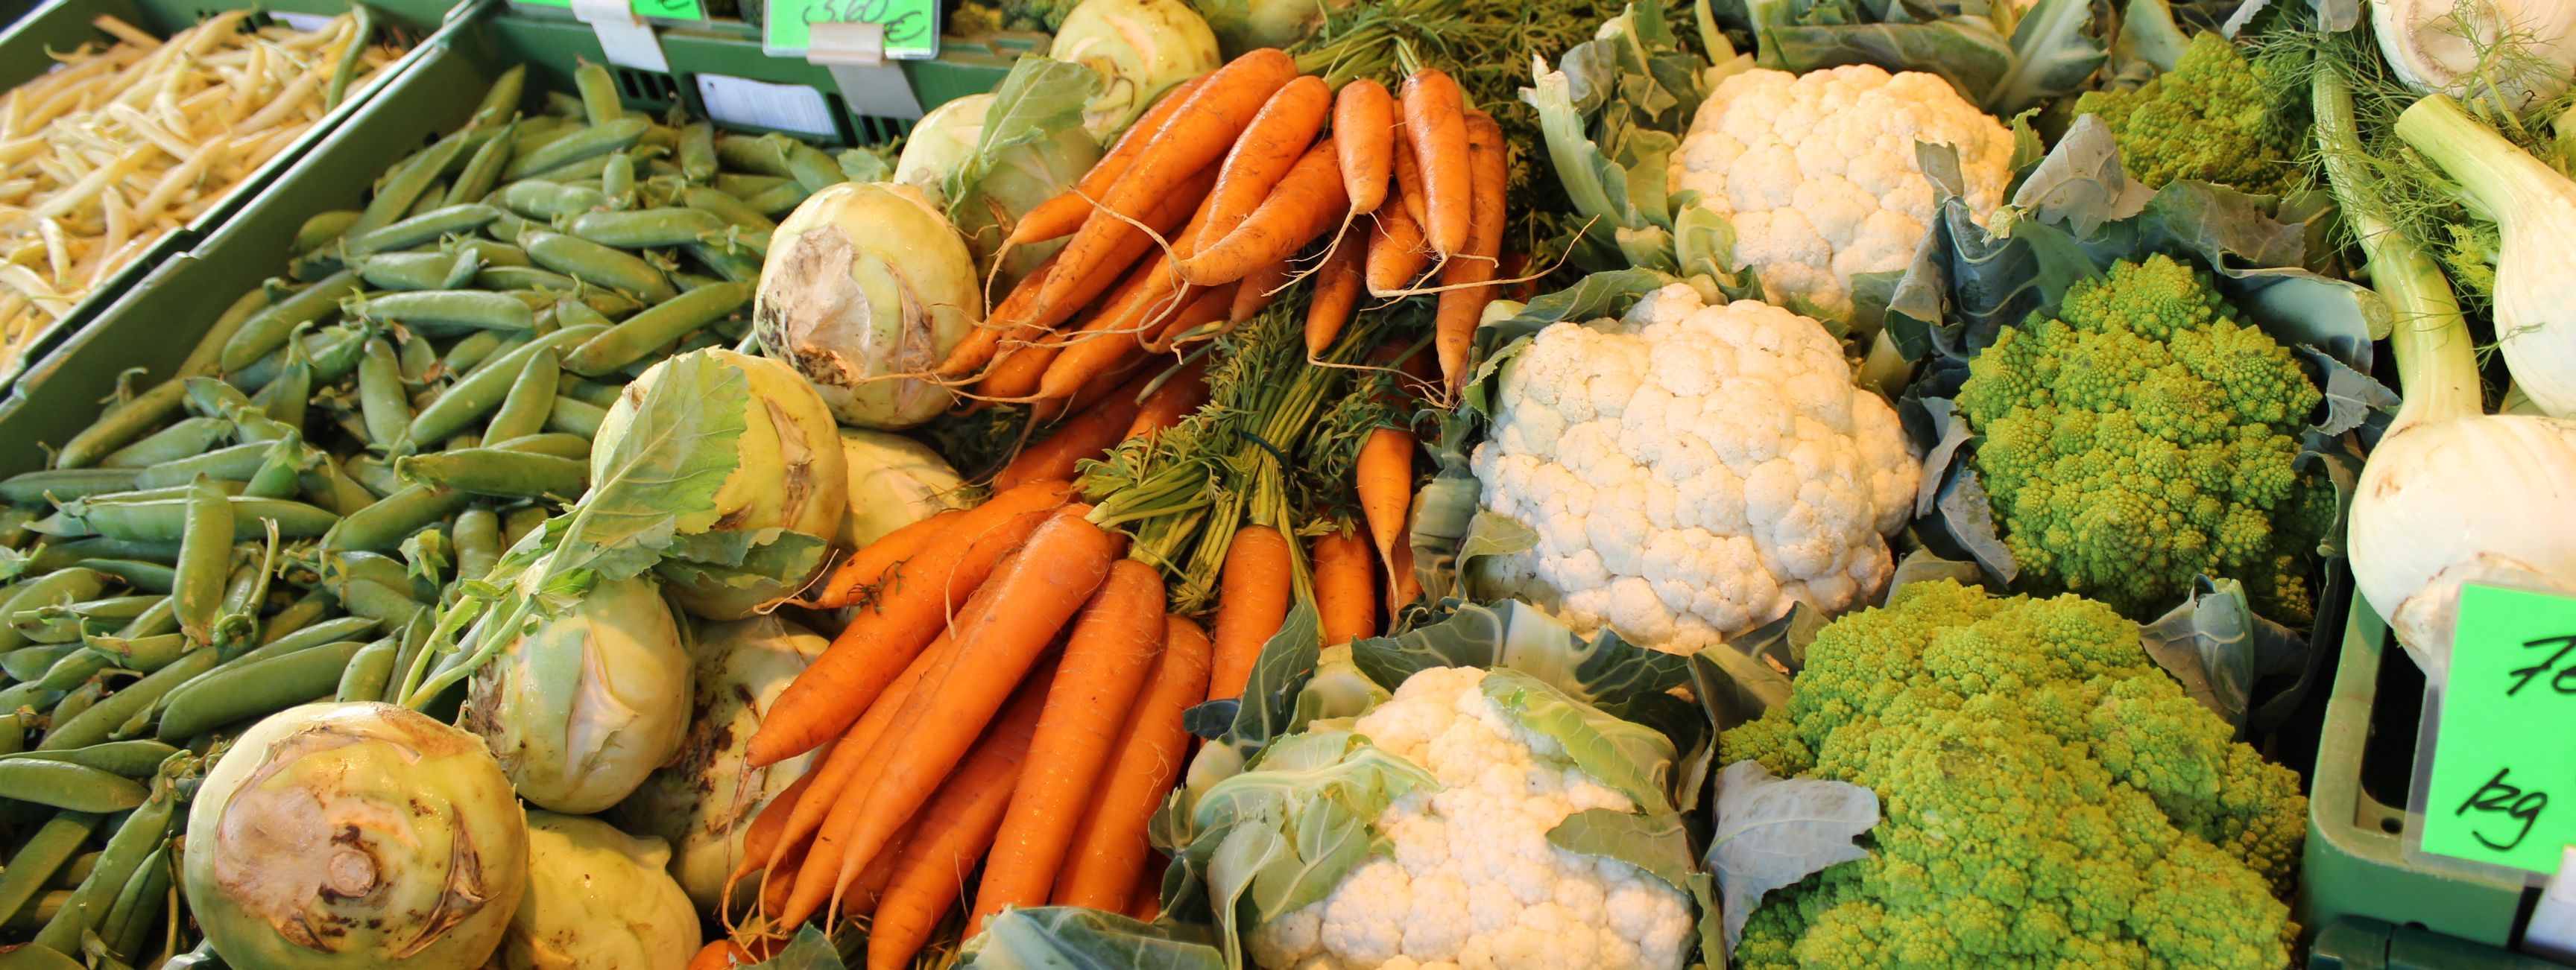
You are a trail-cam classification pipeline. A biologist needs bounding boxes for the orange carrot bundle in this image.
[1035,50,1297,320]
[689,941,755,970]
[1052,615,1213,909]
[838,817,919,918]
[975,165,1220,393]
[935,252,1058,381]
[1306,222,1365,355]
[1126,855,1167,922]
[1207,524,1292,701]
[1313,527,1377,645]
[807,508,964,609]
[969,560,1167,934]
[1011,75,1211,247]
[1335,79,1395,216]
[994,369,1160,490]
[1401,69,1469,256]
[1177,139,1345,285]
[1124,358,1211,440]
[1435,110,1506,392]
[792,507,1120,927]
[1193,75,1331,256]
[1231,256,1292,324]
[1368,164,1431,297]
[747,481,1076,767]
[862,664,1054,970]
[1142,279,1237,354]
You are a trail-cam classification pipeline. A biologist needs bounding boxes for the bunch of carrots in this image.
[933,45,1512,415]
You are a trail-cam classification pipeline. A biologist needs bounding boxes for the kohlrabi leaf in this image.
[1708,759,1881,956]
[552,352,748,581]
[1547,808,1699,892]
[940,56,1098,225]
[1215,599,1324,755]
[1483,668,1680,814]
[1767,19,2016,100]
[957,907,1225,969]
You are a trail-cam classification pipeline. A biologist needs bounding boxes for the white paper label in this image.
[274,11,336,33]
[695,75,838,139]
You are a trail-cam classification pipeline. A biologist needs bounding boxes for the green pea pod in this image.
[98,843,168,965]
[0,760,144,812]
[336,638,400,703]
[484,432,591,460]
[336,576,427,630]
[742,179,812,216]
[449,238,531,270]
[32,770,174,954]
[242,617,379,665]
[0,741,177,778]
[786,142,843,194]
[483,347,561,443]
[85,633,184,675]
[359,290,536,332]
[110,596,176,638]
[504,117,648,181]
[357,252,465,291]
[564,280,754,376]
[406,182,453,219]
[474,265,582,293]
[394,450,586,499]
[713,171,789,197]
[352,129,474,240]
[452,507,502,583]
[244,434,307,500]
[566,207,727,249]
[342,454,403,498]
[154,640,364,742]
[546,396,607,438]
[602,149,637,209]
[130,444,265,489]
[34,540,180,571]
[57,381,186,471]
[291,211,362,257]
[36,645,214,751]
[678,121,717,183]
[0,812,99,929]
[501,504,546,549]
[342,203,504,260]
[69,498,336,543]
[403,324,604,448]
[0,572,107,653]
[440,330,508,375]
[0,683,63,717]
[558,376,627,408]
[218,271,363,373]
[716,133,797,176]
[356,337,410,448]
[681,186,776,232]
[496,180,609,221]
[323,484,472,554]
[445,119,519,208]
[182,376,255,418]
[1,644,76,681]
[249,355,312,427]
[525,149,619,184]
[573,61,625,124]
[522,230,678,302]
[96,418,227,471]
[473,64,528,127]
[30,650,109,690]
[0,469,142,504]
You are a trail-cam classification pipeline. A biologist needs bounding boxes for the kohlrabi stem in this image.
[2394,93,2566,229]
[2314,72,2484,435]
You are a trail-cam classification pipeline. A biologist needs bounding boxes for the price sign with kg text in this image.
[2421,583,2576,874]
[763,0,939,58]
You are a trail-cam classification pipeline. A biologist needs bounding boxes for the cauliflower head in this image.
[1670,65,2015,322]
[1956,254,2333,621]
[1249,667,1695,970]
[1722,580,2306,969]
[1472,284,1920,653]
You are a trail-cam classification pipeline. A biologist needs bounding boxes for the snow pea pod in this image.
[0,761,144,811]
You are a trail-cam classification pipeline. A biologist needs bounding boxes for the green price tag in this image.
[763,0,940,57]
[515,0,709,19]
[2420,583,2576,874]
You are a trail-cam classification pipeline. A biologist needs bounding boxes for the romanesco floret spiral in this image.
[2072,32,2305,197]
[1957,254,2332,622]
[1721,580,2305,969]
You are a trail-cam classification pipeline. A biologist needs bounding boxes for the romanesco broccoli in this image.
[1002,0,1085,30]
[2074,32,2305,197]
[1956,253,2333,621]
[1721,580,2306,969]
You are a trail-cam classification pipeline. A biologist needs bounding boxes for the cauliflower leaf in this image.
[1706,759,1879,957]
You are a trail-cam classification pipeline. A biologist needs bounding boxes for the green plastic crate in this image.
[2302,590,2535,949]
[2311,918,2566,970]
[0,0,464,381]
[0,0,1022,475]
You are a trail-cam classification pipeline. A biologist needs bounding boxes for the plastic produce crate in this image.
[0,0,464,381]
[499,1,1040,145]
[0,0,1020,475]
[2302,590,2536,949]
[2311,918,2567,970]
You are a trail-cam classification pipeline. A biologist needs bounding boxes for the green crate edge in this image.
[2301,589,2528,948]
[0,0,468,384]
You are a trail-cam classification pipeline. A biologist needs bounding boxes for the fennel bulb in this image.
[2396,94,2576,419]
[2319,73,2576,681]
[2371,0,2576,110]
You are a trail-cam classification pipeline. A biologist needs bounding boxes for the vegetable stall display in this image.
[1,0,2571,965]
[0,11,404,380]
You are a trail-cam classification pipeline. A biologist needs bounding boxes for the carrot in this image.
[1401,69,1470,257]
[968,560,1167,935]
[1436,110,1506,392]
[1044,276,1231,398]
[1143,279,1237,353]
[995,369,1158,490]
[1386,527,1423,612]
[796,507,1120,926]
[1126,855,1167,922]
[748,481,1076,767]
[935,251,1058,380]
[1392,132,1427,229]
[689,940,755,970]
[1035,50,1297,322]
[974,166,1220,393]
[1178,139,1346,285]
[1052,615,1213,908]
[1313,527,1377,645]
[1306,222,1366,355]
[760,840,806,917]
[1124,357,1211,440]
[1192,75,1330,257]
[1366,186,1430,297]
[862,665,1053,970]
[1335,79,1395,216]
[1356,425,1412,560]
[1207,525,1292,701]
[728,763,818,896]
[1230,256,1291,324]
[837,817,915,917]
[742,631,951,893]
[1011,75,1212,247]
[806,509,964,609]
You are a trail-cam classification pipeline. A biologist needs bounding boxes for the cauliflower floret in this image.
[1249,667,1694,970]
[1670,64,2015,322]
[1472,285,1920,653]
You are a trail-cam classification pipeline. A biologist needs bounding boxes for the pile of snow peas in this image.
[0,61,874,966]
